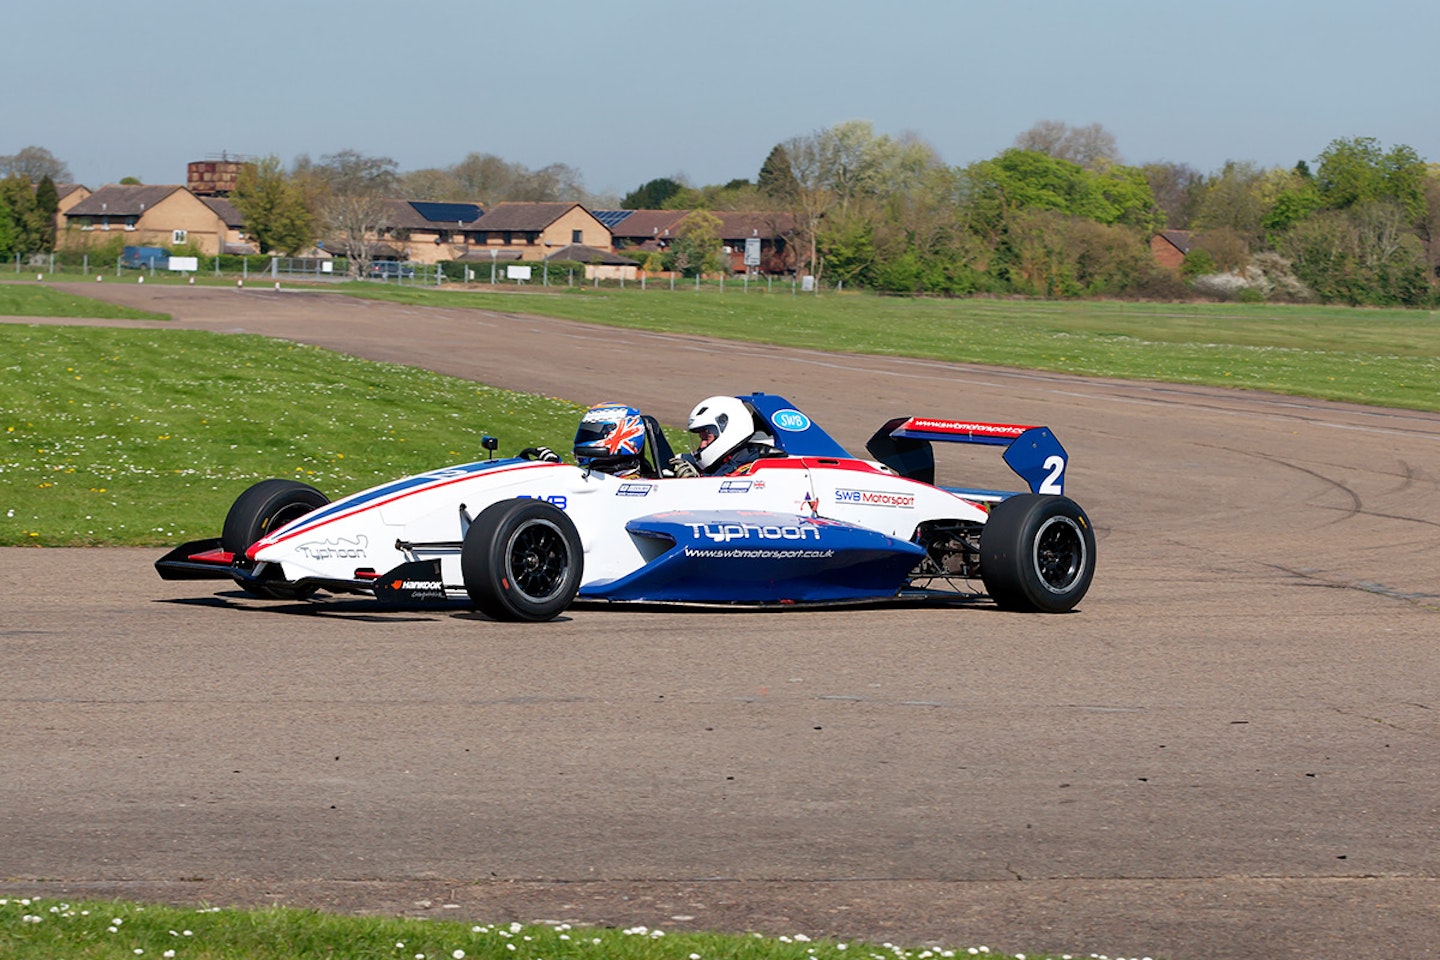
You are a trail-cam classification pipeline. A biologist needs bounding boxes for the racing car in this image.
[156,392,1096,621]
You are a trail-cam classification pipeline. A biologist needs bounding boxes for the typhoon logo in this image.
[687,521,821,543]
[294,535,369,560]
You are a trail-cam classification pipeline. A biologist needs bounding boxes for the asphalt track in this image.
[3,284,1439,960]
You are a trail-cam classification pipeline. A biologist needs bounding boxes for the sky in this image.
[5,0,1439,198]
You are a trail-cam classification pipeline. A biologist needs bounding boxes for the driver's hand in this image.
[668,455,700,478]
[520,446,562,463]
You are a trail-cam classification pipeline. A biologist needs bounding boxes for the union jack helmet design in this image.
[573,402,648,469]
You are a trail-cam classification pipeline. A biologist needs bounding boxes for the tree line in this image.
[6,128,1439,306]
[748,121,1439,306]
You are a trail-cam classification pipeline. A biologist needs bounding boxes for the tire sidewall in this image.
[221,479,329,599]
[462,499,583,622]
[980,494,1096,613]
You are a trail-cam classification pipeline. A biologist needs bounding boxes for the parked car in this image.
[368,261,415,279]
[121,246,169,269]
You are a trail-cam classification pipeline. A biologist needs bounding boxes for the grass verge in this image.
[0,283,168,321]
[0,325,589,547]
[0,895,1057,960]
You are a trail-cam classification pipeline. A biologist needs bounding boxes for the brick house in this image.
[364,200,613,265]
[464,202,611,260]
[1151,230,1194,271]
[200,196,256,254]
[604,210,686,253]
[368,200,485,265]
[715,211,797,274]
[52,183,91,241]
[62,184,235,255]
[604,209,797,274]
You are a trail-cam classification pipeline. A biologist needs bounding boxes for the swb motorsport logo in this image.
[836,488,915,508]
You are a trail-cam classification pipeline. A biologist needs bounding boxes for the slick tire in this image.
[462,499,583,622]
[221,478,329,599]
[979,494,1096,613]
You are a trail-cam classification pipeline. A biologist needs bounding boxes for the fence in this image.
[10,250,841,295]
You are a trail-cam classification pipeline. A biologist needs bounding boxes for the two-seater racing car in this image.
[156,393,1096,621]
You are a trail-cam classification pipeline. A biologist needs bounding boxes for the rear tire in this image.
[462,499,583,621]
[980,494,1096,612]
[221,479,329,599]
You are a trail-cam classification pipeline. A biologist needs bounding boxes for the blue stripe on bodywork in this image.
[273,458,528,538]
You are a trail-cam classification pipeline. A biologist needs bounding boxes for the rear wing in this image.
[866,416,1069,497]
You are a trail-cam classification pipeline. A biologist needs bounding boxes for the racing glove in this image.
[668,455,700,478]
[519,446,562,463]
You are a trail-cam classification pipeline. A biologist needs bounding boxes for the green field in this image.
[328,283,1440,411]
[0,326,589,546]
[0,895,1041,960]
[4,282,1439,546]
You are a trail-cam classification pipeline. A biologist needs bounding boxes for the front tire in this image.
[221,479,329,599]
[980,494,1096,612]
[462,499,583,622]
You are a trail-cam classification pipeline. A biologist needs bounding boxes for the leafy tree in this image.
[0,173,42,254]
[1191,161,1270,241]
[233,155,316,255]
[1314,137,1427,220]
[0,191,17,258]
[33,175,58,250]
[667,209,723,277]
[757,144,799,204]
[1262,167,1324,236]
[969,150,1159,233]
[621,177,684,209]
[781,121,943,279]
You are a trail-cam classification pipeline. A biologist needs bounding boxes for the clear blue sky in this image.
[5,0,1437,196]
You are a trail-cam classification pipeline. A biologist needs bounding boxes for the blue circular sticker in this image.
[772,408,812,432]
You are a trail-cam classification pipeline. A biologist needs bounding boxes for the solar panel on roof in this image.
[410,201,482,223]
[592,210,635,228]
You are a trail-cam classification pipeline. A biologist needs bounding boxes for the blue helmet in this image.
[573,402,648,471]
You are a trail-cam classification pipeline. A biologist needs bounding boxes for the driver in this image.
[669,395,782,477]
[572,402,650,478]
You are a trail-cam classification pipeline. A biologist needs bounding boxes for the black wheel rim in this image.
[504,519,571,602]
[1032,516,1086,593]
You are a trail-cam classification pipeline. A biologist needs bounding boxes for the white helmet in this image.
[687,395,754,471]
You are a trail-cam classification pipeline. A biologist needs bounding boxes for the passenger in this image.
[669,395,782,477]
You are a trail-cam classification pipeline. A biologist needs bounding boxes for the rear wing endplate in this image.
[866,417,1069,496]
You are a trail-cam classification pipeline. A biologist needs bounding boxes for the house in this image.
[200,196,256,254]
[1151,230,1194,271]
[369,199,484,265]
[62,184,235,255]
[715,211,797,275]
[358,200,613,266]
[603,209,686,252]
[602,208,797,274]
[463,202,611,260]
[52,183,91,241]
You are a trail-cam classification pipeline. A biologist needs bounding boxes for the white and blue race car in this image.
[156,393,1096,621]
